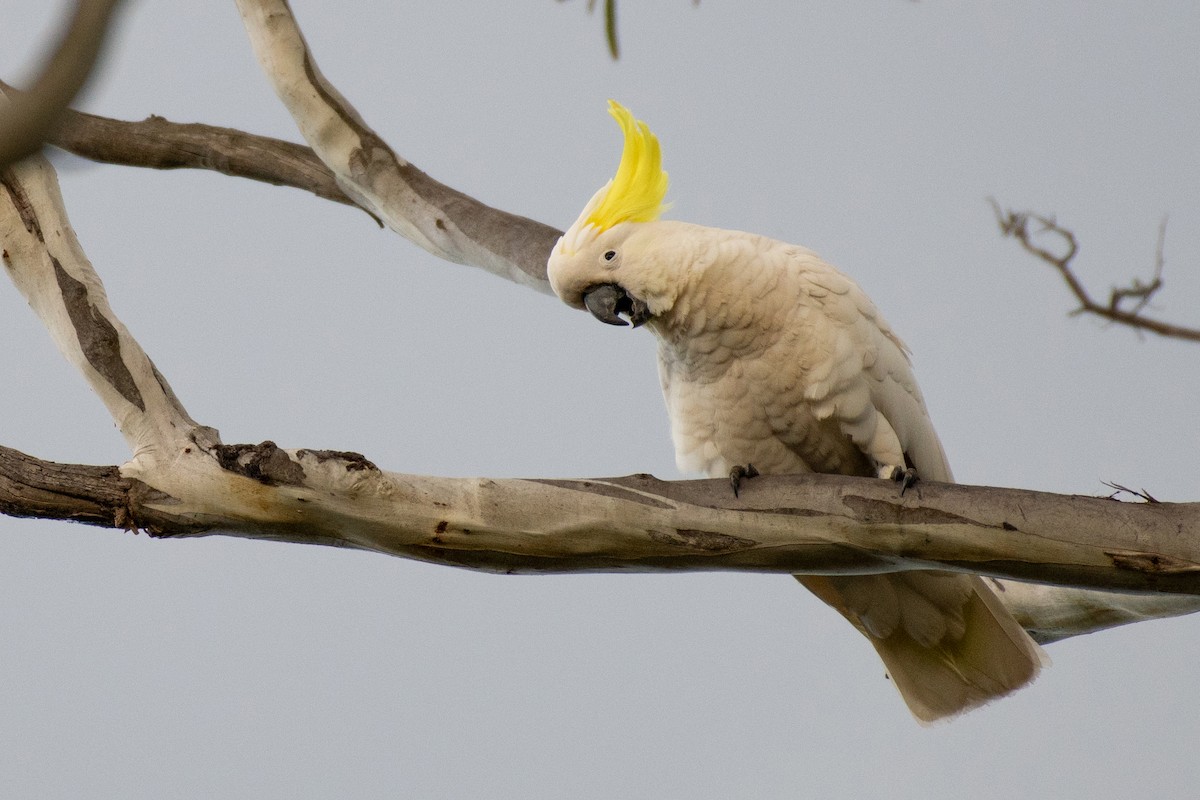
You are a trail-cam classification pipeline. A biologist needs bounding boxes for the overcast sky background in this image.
[3,2,1200,798]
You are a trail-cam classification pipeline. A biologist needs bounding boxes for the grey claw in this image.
[729,463,759,497]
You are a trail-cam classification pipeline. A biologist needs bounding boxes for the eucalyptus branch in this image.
[990,200,1200,342]
[1,157,200,461]
[4,438,1200,646]
[2,78,561,288]
[235,0,560,293]
[50,99,356,208]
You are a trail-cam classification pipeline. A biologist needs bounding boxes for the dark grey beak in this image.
[582,283,651,328]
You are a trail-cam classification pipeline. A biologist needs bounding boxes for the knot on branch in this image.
[213,442,380,487]
[295,448,379,472]
[214,441,306,486]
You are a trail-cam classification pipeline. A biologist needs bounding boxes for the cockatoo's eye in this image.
[602,249,618,264]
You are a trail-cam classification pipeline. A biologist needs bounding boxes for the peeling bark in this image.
[0,445,204,535]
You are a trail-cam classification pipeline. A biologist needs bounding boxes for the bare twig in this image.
[1107,217,1167,318]
[0,0,126,169]
[1103,481,1161,504]
[990,200,1200,342]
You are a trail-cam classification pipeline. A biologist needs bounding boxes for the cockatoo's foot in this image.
[879,465,919,496]
[729,463,760,497]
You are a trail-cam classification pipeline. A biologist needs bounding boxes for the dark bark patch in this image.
[842,495,982,527]
[649,528,757,553]
[295,448,379,472]
[52,258,145,411]
[1106,549,1200,576]
[214,441,306,486]
[0,170,43,241]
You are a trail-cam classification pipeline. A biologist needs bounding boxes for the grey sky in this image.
[3,1,1199,797]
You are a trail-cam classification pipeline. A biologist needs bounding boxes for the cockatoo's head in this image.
[547,101,675,328]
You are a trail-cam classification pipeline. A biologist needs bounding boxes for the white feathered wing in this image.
[652,227,1046,723]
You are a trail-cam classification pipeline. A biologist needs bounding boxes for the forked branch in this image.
[990,200,1199,342]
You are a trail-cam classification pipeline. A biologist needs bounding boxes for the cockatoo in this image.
[547,100,1046,723]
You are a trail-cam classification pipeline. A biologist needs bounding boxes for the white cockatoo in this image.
[547,100,1047,723]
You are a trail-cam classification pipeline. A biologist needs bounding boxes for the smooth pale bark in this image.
[234,0,560,293]
[2,434,1199,593]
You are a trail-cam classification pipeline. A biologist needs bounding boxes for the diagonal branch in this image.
[990,200,1200,342]
[235,0,560,293]
[0,0,126,169]
[1,156,207,466]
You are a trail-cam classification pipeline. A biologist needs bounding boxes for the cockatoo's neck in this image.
[643,225,783,344]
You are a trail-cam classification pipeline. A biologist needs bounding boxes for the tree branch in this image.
[0,0,126,169]
[1,156,201,463]
[0,77,368,213]
[0,444,206,534]
[4,438,1200,643]
[990,200,1200,342]
[234,0,560,293]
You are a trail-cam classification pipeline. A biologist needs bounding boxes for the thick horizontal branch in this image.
[2,439,1198,590]
[4,439,1200,644]
[0,444,206,534]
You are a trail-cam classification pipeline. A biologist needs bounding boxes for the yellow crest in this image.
[586,100,670,233]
